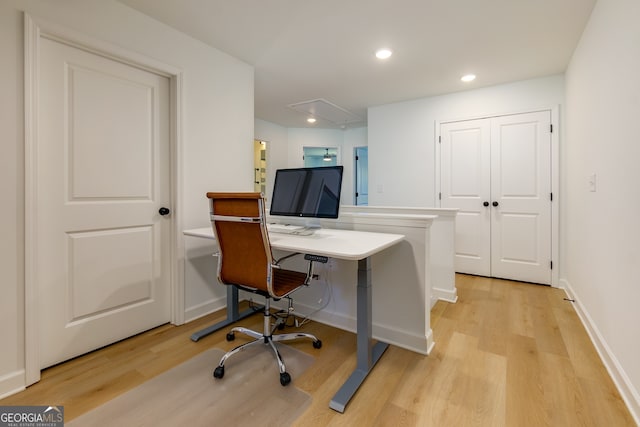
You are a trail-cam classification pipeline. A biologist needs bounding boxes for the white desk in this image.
[183,226,404,413]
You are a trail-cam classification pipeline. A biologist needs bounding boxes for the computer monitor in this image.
[269,166,344,219]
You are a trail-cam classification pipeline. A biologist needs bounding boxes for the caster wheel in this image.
[313,339,322,349]
[213,365,224,379]
[226,332,235,341]
[277,322,285,330]
[280,372,291,386]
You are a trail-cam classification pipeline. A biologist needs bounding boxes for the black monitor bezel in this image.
[269,165,344,219]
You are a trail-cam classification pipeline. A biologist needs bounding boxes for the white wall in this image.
[287,128,344,167]
[0,0,253,397]
[367,75,565,207]
[564,0,640,421]
[255,123,368,206]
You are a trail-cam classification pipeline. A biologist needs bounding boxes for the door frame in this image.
[24,14,184,385]
[435,106,560,287]
[354,146,368,205]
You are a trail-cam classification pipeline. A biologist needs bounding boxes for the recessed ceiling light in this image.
[375,48,393,60]
[461,74,476,82]
[307,117,317,124]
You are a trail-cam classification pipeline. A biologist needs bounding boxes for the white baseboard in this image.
[186,297,433,356]
[432,286,458,304]
[0,370,26,400]
[184,296,226,324]
[561,278,640,425]
[274,300,431,355]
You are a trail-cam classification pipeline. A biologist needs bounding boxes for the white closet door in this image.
[37,37,172,368]
[440,119,492,276]
[490,111,552,284]
[440,111,552,285]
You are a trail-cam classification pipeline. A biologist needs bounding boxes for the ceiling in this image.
[117,0,596,129]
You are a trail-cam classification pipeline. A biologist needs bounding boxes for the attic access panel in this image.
[288,98,362,127]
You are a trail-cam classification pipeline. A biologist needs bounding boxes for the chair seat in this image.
[272,268,309,298]
[234,268,308,299]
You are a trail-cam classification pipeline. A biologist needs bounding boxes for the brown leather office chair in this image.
[207,192,322,386]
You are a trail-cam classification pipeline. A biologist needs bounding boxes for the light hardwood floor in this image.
[1,275,636,426]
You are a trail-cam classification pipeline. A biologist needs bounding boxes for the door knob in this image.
[159,207,171,216]
[483,201,489,207]
[492,201,499,207]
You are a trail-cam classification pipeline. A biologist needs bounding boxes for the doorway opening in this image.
[303,146,337,167]
[254,140,267,194]
[355,147,368,205]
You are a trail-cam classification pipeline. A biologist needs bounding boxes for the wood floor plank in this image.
[508,285,537,338]
[1,275,635,426]
[538,351,592,427]
[505,333,550,426]
[373,402,418,427]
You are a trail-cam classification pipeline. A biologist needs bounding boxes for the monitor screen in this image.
[270,166,344,219]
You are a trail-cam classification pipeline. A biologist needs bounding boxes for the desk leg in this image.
[329,257,389,413]
[190,287,259,342]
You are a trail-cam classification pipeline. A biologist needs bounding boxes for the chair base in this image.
[213,301,322,386]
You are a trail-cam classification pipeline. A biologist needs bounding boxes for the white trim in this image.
[550,106,560,287]
[434,121,441,207]
[561,279,640,426]
[0,370,26,400]
[435,105,560,287]
[23,13,184,386]
[436,105,560,126]
[278,300,432,356]
[432,286,458,304]
[171,72,185,326]
[184,296,227,324]
[23,12,41,387]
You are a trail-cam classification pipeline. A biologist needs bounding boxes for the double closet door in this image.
[440,111,552,285]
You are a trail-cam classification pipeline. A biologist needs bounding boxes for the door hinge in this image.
[550,261,553,270]
[438,135,441,143]
[550,192,553,201]
[355,155,359,161]
[356,192,359,197]
[550,124,553,133]
[439,192,442,200]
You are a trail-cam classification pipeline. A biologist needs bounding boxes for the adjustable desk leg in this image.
[190,287,259,342]
[329,257,389,413]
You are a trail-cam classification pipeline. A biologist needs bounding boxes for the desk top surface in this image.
[183,227,404,260]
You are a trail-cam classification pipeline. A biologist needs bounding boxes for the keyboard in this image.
[267,223,315,235]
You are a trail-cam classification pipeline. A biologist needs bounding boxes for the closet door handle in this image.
[492,201,499,207]
[483,201,489,207]
[159,207,171,216]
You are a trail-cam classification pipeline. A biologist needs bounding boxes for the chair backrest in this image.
[206,192,274,295]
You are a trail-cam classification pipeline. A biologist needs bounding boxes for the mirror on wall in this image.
[254,139,267,194]
[303,146,338,167]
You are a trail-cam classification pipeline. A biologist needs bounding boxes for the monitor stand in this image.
[303,218,322,231]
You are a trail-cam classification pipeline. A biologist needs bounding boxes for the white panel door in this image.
[440,119,491,276]
[440,111,552,285]
[490,111,552,284]
[38,37,171,368]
